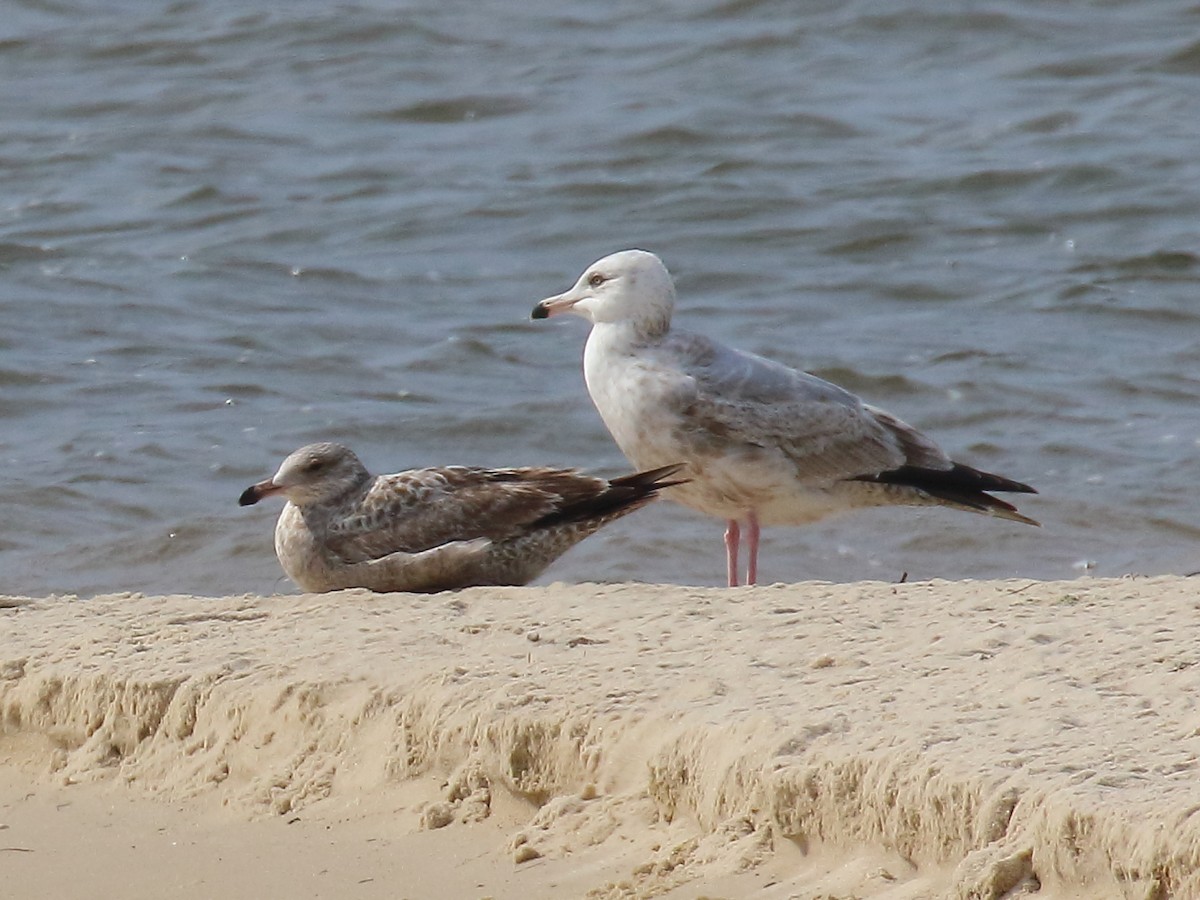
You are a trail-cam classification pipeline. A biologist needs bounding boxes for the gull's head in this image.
[531,249,674,335]
[239,442,371,509]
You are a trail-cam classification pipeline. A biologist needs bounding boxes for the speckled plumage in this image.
[532,249,1037,586]
[239,443,683,593]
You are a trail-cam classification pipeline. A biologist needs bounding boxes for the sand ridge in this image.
[2,577,1199,898]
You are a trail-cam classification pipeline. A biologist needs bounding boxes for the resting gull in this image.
[239,442,684,593]
[531,249,1038,587]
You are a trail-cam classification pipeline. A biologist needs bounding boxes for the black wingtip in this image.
[850,462,1038,525]
[611,462,690,493]
[532,463,689,530]
[854,462,1036,496]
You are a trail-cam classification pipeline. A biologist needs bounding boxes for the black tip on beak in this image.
[530,303,549,320]
[238,485,262,506]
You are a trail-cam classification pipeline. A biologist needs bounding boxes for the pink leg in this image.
[745,511,760,586]
[724,519,740,588]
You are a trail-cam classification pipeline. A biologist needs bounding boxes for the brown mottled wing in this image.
[659,331,952,482]
[323,466,610,564]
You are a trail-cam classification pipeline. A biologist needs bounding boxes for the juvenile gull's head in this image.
[531,249,675,336]
[239,442,372,509]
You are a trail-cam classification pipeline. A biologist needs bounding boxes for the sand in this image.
[2,576,1199,899]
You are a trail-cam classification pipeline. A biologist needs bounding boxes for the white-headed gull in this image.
[532,249,1037,587]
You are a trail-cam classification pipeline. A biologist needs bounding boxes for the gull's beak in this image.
[239,478,284,507]
[531,290,580,320]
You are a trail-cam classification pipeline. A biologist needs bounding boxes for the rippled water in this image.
[2,0,1199,596]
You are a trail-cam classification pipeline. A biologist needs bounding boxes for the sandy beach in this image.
[2,576,1199,898]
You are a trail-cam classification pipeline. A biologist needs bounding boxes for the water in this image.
[2,0,1199,597]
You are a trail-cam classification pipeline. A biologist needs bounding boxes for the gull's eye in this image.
[302,458,329,473]
[588,272,606,288]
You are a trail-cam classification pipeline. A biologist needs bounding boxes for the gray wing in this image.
[656,331,952,482]
[323,466,596,564]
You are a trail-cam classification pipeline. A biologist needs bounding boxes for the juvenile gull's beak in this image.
[239,478,283,506]
[531,291,580,319]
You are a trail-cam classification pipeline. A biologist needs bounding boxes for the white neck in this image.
[580,320,665,464]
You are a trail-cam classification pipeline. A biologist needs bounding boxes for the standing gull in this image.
[531,249,1037,587]
[239,442,684,593]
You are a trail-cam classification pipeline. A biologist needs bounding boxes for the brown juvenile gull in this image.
[239,442,685,593]
[531,249,1038,587]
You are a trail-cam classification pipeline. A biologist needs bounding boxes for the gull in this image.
[239,442,684,593]
[531,249,1038,587]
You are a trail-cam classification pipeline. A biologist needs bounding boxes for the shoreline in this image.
[3,577,1198,898]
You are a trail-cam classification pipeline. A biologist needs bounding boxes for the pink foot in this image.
[745,511,760,586]
[724,519,740,588]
